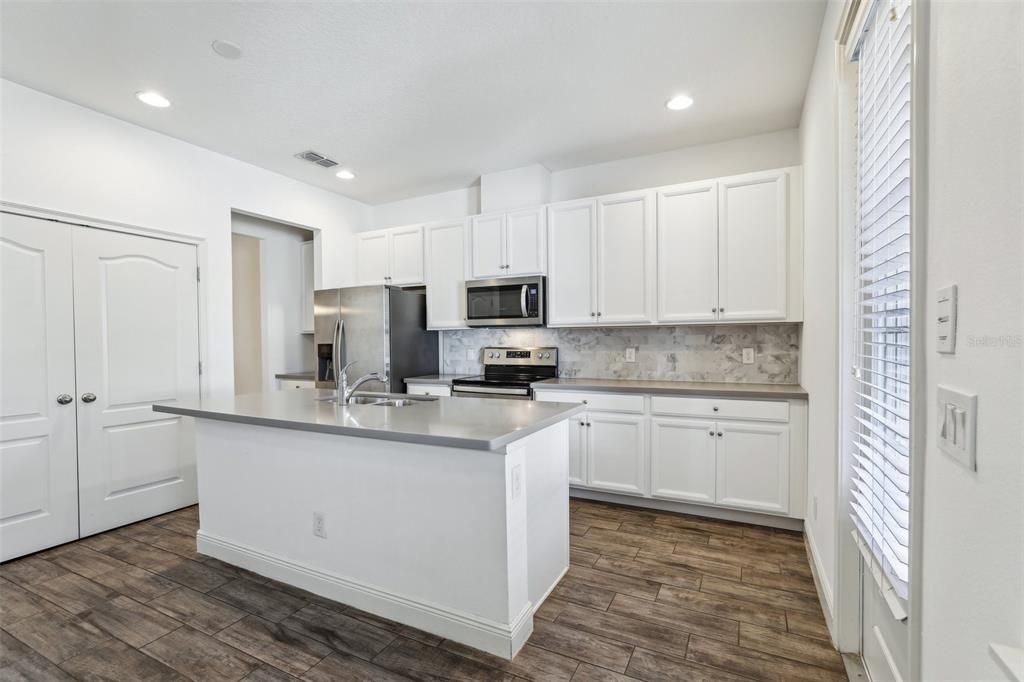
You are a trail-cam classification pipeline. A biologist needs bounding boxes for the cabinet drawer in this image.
[533,390,644,414]
[280,380,315,390]
[651,396,788,422]
[407,384,452,397]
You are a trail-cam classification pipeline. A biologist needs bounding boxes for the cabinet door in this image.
[356,231,389,285]
[568,413,588,487]
[715,421,789,513]
[596,191,654,324]
[388,225,424,285]
[587,413,646,495]
[0,214,79,560]
[547,199,597,326]
[505,207,546,275]
[657,182,719,322]
[73,227,201,535]
[718,171,788,321]
[650,417,717,503]
[300,241,314,333]
[470,214,505,278]
[424,221,468,329]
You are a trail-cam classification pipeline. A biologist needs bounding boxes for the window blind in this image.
[850,0,912,601]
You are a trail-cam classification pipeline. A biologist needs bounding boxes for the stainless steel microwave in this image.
[465,276,545,327]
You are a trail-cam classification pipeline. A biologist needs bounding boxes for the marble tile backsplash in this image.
[441,324,800,384]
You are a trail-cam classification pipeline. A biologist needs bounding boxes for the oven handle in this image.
[452,385,531,396]
[521,284,528,318]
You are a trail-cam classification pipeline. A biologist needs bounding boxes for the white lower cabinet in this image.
[535,388,804,519]
[650,417,717,503]
[715,421,789,513]
[587,413,646,495]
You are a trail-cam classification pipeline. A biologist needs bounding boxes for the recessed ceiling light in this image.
[665,94,694,111]
[136,91,170,108]
[212,40,243,60]
[335,169,356,180]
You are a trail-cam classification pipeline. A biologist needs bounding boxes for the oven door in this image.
[465,276,544,327]
[451,384,533,400]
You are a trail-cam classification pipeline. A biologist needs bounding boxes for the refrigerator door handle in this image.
[332,319,343,391]
[520,284,528,318]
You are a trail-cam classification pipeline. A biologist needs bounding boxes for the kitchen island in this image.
[153,390,582,659]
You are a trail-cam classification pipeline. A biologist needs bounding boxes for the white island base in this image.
[193,418,569,659]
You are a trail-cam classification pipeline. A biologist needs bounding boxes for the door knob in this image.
[81,393,97,403]
[56,394,73,405]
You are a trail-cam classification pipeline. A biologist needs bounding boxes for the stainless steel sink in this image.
[372,399,423,407]
[346,396,385,405]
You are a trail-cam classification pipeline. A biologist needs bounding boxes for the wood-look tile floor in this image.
[1,499,847,681]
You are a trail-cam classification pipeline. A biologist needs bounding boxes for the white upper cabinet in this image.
[504,207,546,275]
[656,181,719,322]
[389,225,424,285]
[300,241,314,333]
[718,170,789,321]
[355,225,425,286]
[424,220,469,329]
[547,199,597,326]
[355,231,389,285]
[596,190,655,324]
[469,207,545,279]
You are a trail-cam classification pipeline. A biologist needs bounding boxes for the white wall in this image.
[370,186,479,230]
[231,214,313,388]
[0,79,371,397]
[370,128,801,229]
[920,2,1023,679]
[798,0,845,629]
[549,128,800,201]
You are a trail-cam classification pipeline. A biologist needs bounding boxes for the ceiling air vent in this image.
[295,150,339,168]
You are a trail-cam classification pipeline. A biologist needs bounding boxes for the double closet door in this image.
[0,213,200,561]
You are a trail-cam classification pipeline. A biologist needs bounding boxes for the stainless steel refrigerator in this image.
[313,286,438,392]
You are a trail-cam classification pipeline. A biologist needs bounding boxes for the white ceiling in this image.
[1,1,825,205]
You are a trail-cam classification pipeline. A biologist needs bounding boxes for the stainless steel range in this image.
[451,347,558,400]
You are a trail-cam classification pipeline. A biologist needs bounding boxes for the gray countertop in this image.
[153,389,582,451]
[531,378,808,400]
[275,372,315,381]
[403,374,470,386]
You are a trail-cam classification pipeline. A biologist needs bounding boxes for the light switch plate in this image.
[937,285,957,353]
[937,384,977,471]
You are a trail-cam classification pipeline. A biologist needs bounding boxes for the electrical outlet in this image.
[511,465,522,499]
[742,347,755,364]
[625,347,637,363]
[313,512,326,538]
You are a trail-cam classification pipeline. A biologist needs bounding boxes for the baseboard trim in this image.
[571,488,804,531]
[197,530,532,659]
[803,523,837,641]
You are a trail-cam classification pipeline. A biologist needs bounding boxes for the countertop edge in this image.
[530,380,808,400]
[153,402,584,452]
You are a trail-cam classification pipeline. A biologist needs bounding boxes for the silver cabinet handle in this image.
[713,406,719,412]
[57,394,73,405]
[590,312,596,317]
[709,430,715,436]
[717,431,723,437]
[81,393,97,403]
[712,308,717,313]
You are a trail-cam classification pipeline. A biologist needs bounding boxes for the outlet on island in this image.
[313,511,326,538]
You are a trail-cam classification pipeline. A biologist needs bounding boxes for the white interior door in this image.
[547,199,597,326]
[0,213,80,560]
[650,417,717,503]
[470,214,505,278]
[505,207,545,275]
[73,227,200,536]
[718,171,789,321]
[596,191,654,324]
[656,182,719,322]
[388,226,424,285]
